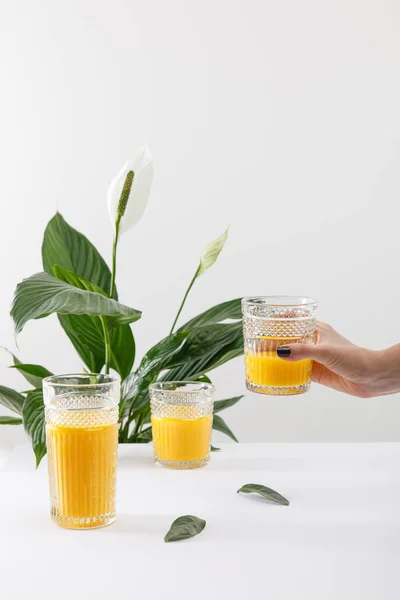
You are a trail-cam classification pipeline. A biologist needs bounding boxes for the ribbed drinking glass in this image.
[242,296,318,395]
[43,374,120,529]
[150,381,214,469]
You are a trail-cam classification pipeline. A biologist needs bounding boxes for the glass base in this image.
[51,510,116,529]
[246,380,311,396]
[155,455,210,469]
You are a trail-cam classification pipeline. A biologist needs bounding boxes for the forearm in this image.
[368,344,400,397]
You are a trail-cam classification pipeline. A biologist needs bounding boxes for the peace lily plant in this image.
[0,147,244,466]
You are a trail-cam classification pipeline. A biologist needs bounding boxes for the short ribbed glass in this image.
[43,374,120,529]
[149,381,214,469]
[242,297,318,395]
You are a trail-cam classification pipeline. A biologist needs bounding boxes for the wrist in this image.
[367,344,400,396]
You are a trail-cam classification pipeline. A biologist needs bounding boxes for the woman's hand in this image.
[276,322,400,398]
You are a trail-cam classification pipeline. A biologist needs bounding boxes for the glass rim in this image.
[43,373,120,388]
[149,381,215,394]
[242,296,318,308]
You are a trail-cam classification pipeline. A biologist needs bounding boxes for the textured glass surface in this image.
[150,382,214,469]
[242,298,317,396]
[43,375,119,529]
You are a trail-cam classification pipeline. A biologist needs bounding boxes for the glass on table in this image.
[149,381,214,469]
[43,374,120,529]
[242,296,318,395]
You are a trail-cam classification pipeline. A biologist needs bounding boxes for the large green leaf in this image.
[52,265,106,295]
[201,333,244,373]
[214,395,243,414]
[120,333,189,425]
[11,272,141,335]
[9,364,53,389]
[2,347,52,389]
[57,314,134,378]
[162,322,243,381]
[178,298,242,331]
[122,332,189,402]
[0,386,25,415]
[212,414,238,442]
[53,266,135,378]
[109,326,135,380]
[57,314,103,372]
[0,416,23,425]
[22,389,46,467]
[42,213,136,374]
[119,333,189,441]
[42,213,113,296]
[130,426,153,443]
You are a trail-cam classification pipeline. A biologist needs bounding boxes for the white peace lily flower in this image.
[107,145,153,236]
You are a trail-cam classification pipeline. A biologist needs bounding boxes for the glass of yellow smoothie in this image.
[242,297,318,395]
[43,374,120,529]
[149,381,214,469]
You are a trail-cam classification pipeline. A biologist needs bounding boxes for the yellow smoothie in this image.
[151,415,212,464]
[245,336,312,390]
[46,403,118,529]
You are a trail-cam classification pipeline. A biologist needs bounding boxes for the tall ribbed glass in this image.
[150,381,214,469]
[242,297,318,395]
[43,374,120,529]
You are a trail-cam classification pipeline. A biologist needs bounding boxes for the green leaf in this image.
[195,375,212,383]
[11,272,142,335]
[0,386,25,415]
[2,348,47,388]
[52,265,107,295]
[57,314,104,372]
[162,323,243,381]
[122,332,188,404]
[57,314,135,378]
[197,332,243,374]
[178,298,242,331]
[119,333,190,440]
[42,213,136,374]
[211,445,221,452]
[109,325,135,380]
[132,426,153,443]
[22,389,46,467]
[212,414,238,442]
[9,364,53,389]
[197,228,229,277]
[214,395,243,414]
[164,515,206,543]
[237,484,290,506]
[0,416,23,425]
[42,212,113,296]
[53,265,135,378]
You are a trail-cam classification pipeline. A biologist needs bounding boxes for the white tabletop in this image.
[1,443,399,600]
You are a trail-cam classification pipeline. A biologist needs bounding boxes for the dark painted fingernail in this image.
[277,346,291,357]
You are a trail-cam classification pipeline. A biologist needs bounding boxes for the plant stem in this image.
[101,317,111,374]
[130,413,143,440]
[102,218,121,375]
[169,268,199,334]
[122,419,130,441]
[109,219,120,299]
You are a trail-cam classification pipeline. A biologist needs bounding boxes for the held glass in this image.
[149,381,214,469]
[242,297,318,395]
[43,374,120,529]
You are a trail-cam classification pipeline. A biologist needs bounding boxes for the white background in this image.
[1,0,400,451]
